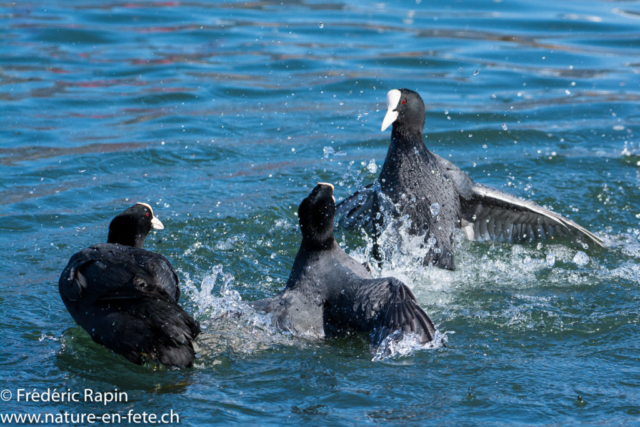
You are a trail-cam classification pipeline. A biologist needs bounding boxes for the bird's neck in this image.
[107,232,146,248]
[286,239,338,290]
[389,124,430,154]
[299,236,338,253]
[379,126,433,192]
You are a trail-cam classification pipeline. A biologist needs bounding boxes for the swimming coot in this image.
[58,203,200,368]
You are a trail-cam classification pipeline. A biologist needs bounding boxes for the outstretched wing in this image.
[327,277,436,345]
[335,183,376,229]
[460,183,604,246]
[434,154,603,247]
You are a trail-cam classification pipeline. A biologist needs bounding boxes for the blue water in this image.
[1,0,640,425]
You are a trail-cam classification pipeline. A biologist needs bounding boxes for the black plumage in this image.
[336,88,603,270]
[251,183,436,346]
[58,203,200,368]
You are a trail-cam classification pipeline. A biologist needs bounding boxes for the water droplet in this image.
[573,251,589,267]
[318,23,324,28]
[430,203,441,217]
[367,159,377,174]
[502,123,508,131]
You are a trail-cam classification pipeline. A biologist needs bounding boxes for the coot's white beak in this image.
[381,89,401,131]
[136,202,165,230]
[317,182,334,190]
[317,182,336,202]
[151,217,164,230]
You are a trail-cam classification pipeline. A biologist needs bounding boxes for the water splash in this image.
[545,252,556,267]
[178,202,638,366]
[372,330,448,362]
[339,186,640,346]
[573,251,589,266]
[180,266,297,364]
[189,265,237,317]
[367,159,377,174]
[337,160,369,197]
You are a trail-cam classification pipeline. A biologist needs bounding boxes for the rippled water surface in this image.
[2,0,640,425]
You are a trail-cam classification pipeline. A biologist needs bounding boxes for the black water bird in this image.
[58,203,200,368]
[336,88,603,270]
[251,183,436,345]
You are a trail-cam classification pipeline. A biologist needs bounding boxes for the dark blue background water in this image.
[1,0,640,425]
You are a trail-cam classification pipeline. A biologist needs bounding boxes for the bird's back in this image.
[59,243,180,304]
[58,243,199,368]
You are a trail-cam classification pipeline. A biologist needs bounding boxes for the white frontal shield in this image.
[381,89,401,131]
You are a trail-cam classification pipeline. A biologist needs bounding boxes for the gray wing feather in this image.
[330,277,436,345]
[433,154,603,247]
